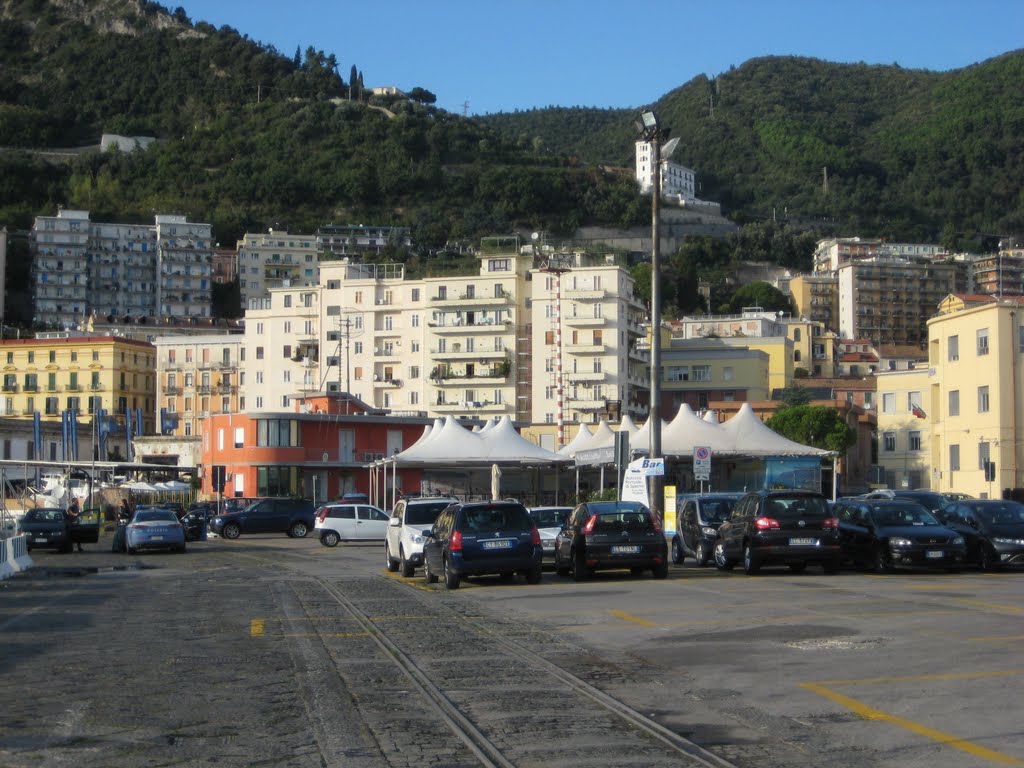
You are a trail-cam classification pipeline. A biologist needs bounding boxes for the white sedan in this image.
[315,503,390,546]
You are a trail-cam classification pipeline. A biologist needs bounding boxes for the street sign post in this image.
[693,446,711,491]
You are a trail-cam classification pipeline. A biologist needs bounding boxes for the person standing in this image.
[119,498,132,522]
[66,497,83,552]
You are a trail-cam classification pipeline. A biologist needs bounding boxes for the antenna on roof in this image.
[462,100,470,117]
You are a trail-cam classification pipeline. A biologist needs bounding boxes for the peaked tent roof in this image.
[391,416,567,466]
[558,423,594,457]
[630,417,670,452]
[660,403,725,455]
[618,415,639,433]
[716,403,831,457]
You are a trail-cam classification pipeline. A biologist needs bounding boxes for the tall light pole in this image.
[638,110,672,526]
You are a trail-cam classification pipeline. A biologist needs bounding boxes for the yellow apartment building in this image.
[875,368,933,490]
[0,334,155,458]
[926,294,1024,498]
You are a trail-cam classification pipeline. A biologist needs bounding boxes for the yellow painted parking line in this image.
[250,618,265,637]
[801,681,1024,766]
[284,632,371,638]
[953,598,1024,614]
[608,610,659,627]
[813,669,1024,687]
[967,635,1024,643]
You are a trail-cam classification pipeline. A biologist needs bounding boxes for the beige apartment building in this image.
[926,294,1024,498]
[236,230,318,306]
[154,335,246,437]
[240,237,649,437]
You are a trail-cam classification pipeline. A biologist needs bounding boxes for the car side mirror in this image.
[422,529,434,538]
[388,517,401,527]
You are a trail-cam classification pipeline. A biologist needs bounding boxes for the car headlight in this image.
[701,527,717,536]
[411,534,424,544]
[890,537,913,547]
[952,536,964,546]
[994,537,1024,545]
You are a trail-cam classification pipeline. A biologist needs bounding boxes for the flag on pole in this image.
[911,404,927,419]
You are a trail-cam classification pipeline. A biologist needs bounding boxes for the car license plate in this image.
[151,535,164,541]
[482,539,513,550]
[926,550,944,559]
[790,537,817,546]
[611,545,641,554]
[34,537,47,543]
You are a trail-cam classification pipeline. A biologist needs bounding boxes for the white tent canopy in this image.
[557,423,593,457]
[390,416,568,466]
[716,403,831,457]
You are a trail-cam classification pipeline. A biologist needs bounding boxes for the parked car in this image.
[935,499,1024,571]
[208,497,315,539]
[125,507,187,554]
[863,489,952,513]
[714,490,841,575]
[315,502,390,546]
[422,500,542,589]
[671,492,742,566]
[339,491,370,503]
[21,507,99,553]
[180,502,213,541]
[527,506,573,566]
[835,498,965,573]
[385,496,458,576]
[555,500,668,580]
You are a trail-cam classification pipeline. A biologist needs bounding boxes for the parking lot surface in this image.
[2,531,1023,767]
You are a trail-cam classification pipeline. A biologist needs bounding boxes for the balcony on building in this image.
[565,371,606,384]
[565,342,605,354]
[428,345,508,361]
[430,290,514,307]
[563,315,606,328]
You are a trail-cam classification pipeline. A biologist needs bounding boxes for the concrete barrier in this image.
[0,537,14,581]
[8,534,33,573]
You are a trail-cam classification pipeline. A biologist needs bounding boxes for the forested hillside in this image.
[484,54,1024,245]
[1,0,1023,263]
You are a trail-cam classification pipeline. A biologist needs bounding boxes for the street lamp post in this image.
[638,110,670,527]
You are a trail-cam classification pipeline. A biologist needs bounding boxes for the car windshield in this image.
[700,499,737,522]
[24,508,63,522]
[763,496,830,520]
[870,504,938,526]
[529,508,571,527]
[972,503,1024,525]
[405,501,453,526]
[460,504,532,532]
[133,510,178,523]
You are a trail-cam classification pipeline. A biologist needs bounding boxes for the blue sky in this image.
[179,1,1024,116]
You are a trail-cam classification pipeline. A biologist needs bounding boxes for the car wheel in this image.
[570,548,590,581]
[526,566,542,585]
[743,544,760,575]
[978,545,1000,572]
[400,548,415,578]
[222,522,241,540]
[714,541,735,571]
[127,545,136,555]
[385,542,399,572]
[788,562,807,573]
[671,537,684,565]
[652,560,669,579]
[874,547,892,574]
[555,553,570,577]
[443,556,460,590]
[423,555,439,584]
[694,540,709,567]
[321,530,340,548]
[178,543,187,554]
[289,521,308,539]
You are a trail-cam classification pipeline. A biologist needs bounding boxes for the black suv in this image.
[555,500,669,580]
[209,497,315,539]
[714,490,841,574]
[422,500,542,589]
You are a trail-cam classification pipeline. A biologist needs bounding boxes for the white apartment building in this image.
[635,140,696,200]
[236,229,318,305]
[316,224,413,258]
[32,210,213,329]
[240,238,648,436]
